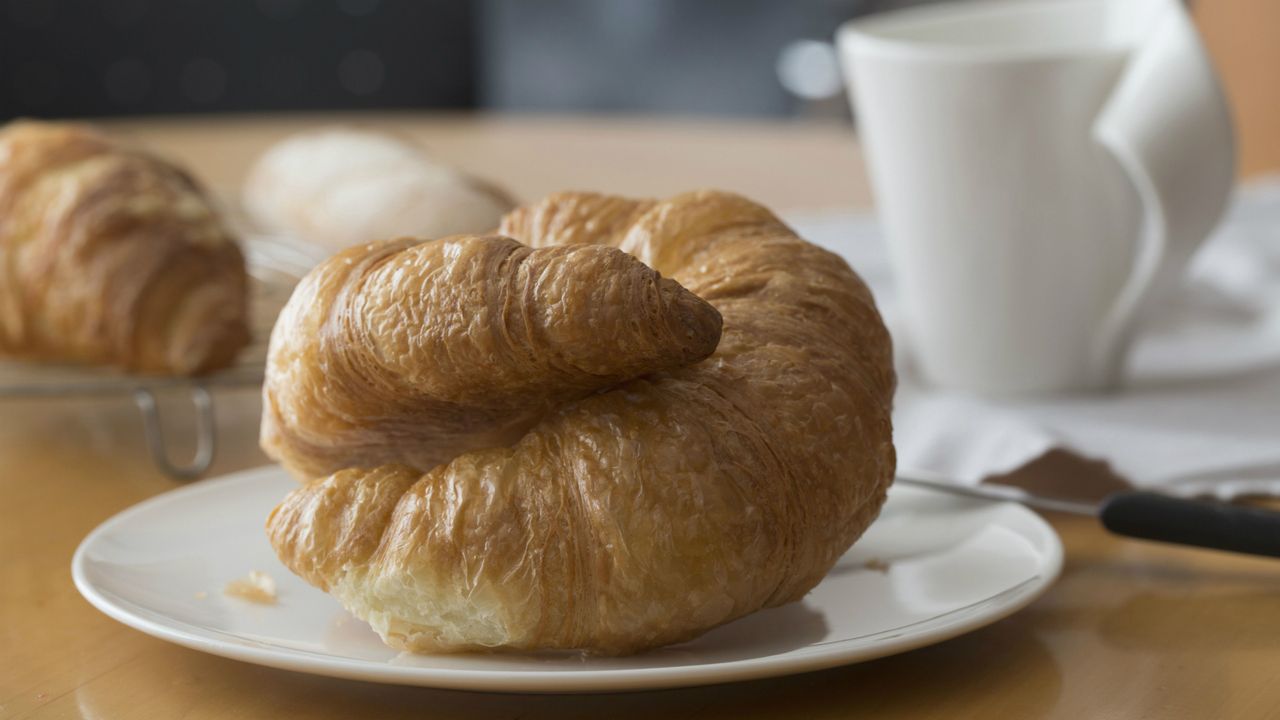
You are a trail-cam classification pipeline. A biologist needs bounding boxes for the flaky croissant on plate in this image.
[264,190,895,655]
[0,120,249,374]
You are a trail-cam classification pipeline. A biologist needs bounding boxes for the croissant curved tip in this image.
[659,276,722,363]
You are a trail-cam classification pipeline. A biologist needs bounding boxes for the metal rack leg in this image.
[132,386,217,481]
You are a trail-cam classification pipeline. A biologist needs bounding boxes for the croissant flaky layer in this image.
[262,233,723,478]
[0,120,249,374]
[265,190,895,655]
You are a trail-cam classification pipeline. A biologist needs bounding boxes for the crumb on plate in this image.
[224,570,278,604]
[864,558,891,573]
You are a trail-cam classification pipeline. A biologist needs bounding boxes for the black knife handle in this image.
[1099,491,1280,558]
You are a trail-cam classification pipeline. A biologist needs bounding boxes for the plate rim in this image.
[72,465,1063,693]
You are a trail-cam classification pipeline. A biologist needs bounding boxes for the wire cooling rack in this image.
[0,235,325,480]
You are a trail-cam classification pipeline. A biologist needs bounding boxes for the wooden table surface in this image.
[3,114,1278,720]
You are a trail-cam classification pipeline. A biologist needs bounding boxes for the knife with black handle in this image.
[898,472,1280,559]
[1098,490,1280,558]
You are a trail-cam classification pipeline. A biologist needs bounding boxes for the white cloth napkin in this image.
[786,178,1280,497]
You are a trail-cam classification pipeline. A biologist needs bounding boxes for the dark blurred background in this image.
[3,0,1275,174]
[0,0,925,121]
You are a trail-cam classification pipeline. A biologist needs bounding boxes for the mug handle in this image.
[1090,0,1235,387]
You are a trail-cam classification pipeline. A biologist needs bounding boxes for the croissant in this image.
[0,120,249,374]
[243,127,515,254]
[265,190,895,655]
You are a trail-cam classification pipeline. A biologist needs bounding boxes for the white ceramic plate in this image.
[73,466,1062,693]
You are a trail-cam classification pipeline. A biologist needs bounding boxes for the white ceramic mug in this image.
[837,0,1235,394]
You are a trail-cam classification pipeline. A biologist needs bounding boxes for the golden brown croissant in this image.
[265,190,895,655]
[0,120,249,374]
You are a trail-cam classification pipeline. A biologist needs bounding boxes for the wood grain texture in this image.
[99,113,873,211]
[3,114,1279,720]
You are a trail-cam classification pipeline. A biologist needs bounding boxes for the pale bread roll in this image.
[243,128,513,252]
